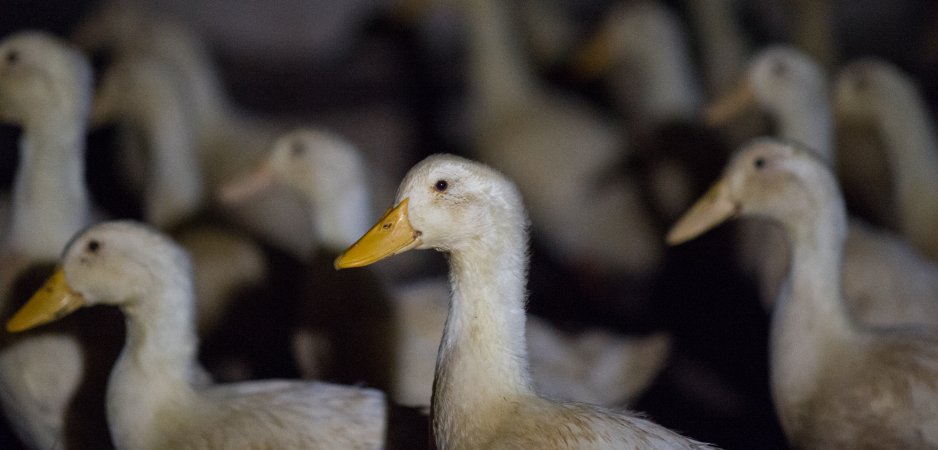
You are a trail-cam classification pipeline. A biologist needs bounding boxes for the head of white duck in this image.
[666,138,842,246]
[7,221,193,333]
[0,31,93,126]
[834,58,924,124]
[706,46,826,126]
[335,153,527,268]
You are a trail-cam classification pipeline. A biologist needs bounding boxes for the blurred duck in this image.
[72,2,315,257]
[220,129,672,407]
[668,138,938,448]
[90,54,269,339]
[0,31,121,449]
[708,47,938,327]
[576,0,702,129]
[6,221,397,449]
[456,0,661,279]
[834,59,938,260]
[335,154,713,449]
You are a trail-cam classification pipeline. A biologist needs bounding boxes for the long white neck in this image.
[774,95,833,163]
[875,88,938,252]
[106,274,200,449]
[461,0,540,125]
[769,166,854,434]
[139,97,203,229]
[432,220,533,445]
[6,111,89,260]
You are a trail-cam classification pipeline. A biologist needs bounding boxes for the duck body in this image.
[668,138,938,447]
[336,154,712,449]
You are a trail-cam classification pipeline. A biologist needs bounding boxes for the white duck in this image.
[335,154,712,449]
[457,0,661,278]
[72,2,315,257]
[576,0,702,129]
[667,138,938,448]
[90,54,270,339]
[0,31,120,449]
[220,129,672,407]
[6,221,391,449]
[708,46,938,327]
[834,59,938,260]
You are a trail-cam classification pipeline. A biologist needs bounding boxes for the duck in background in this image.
[336,153,714,449]
[668,138,938,448]
[6,221,421,450]
[0,31,122,449]
[71,2,317,258]
[707,46,938,327]
[454,0,662,324]
[219,128,672,408]
[834,59,938,260]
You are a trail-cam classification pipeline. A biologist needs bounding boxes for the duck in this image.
[834,59,938,260]
[668,138,938,448]
[6,221,398,449]
[72,2,316,258]
[334,154,713,449]
[219,129,672,407]
[706,46,938,327]
[683,0,751,99]
[455,0,661,280]
[0,31,122,449]
[89,54,271,342]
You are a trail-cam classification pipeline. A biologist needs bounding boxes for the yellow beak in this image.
[704,80,756,126]
[334,198,421,269]
[7,269,86,333]
[666,179,738,245]
[573,25,615,80]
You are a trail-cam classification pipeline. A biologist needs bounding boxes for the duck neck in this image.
[775,95,834,164]
[6,112,89,260]
[770,170,854,430]
[461,0,540,125]
[432,227,533,444]
[686,0,749,97]
[139,97,203,229]
[875,88,938,251]
[107,276,200,449]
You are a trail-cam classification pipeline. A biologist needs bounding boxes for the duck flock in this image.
[1,0,938,448]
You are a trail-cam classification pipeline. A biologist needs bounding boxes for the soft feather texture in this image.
[344,154,712,449]
[670,139,938,448]
[44,221,387,449]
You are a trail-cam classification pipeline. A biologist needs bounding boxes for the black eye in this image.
[770,60,787,77]
[754,158,766,169]
[291,141,306,156]
[87,240,100,253]
[434,179,448,192]
[5,50,18,65]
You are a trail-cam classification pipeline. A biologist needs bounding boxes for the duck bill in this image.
[334,198,420,269]
[573,26,614,80]
[7,269,86,333]
[217,162,275,205]
[704,80,756,126]
[666,179,738,245]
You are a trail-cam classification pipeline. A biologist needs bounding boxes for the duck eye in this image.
[291,141,306,157]
[434,180,448,192]
[754,158,766,169]
[770,60,787,77]
[5,50,18,65]
[87,240,101,253]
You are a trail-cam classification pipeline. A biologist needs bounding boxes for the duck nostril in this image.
[382,223,392,230]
